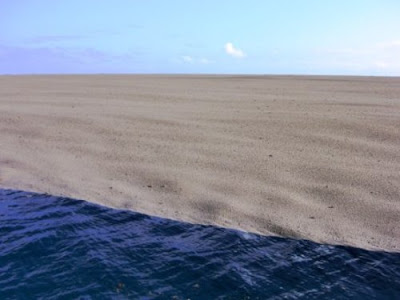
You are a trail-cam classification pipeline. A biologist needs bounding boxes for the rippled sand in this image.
[0,75,399,251]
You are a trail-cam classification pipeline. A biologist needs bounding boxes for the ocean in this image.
[1,189,399,299]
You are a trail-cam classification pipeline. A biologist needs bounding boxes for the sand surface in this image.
[0,75,399,251]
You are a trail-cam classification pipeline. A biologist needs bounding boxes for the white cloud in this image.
[180,56,213,65]
[377,40,400,49]
[182,55,193,63]
[312,39,400,75]
[199,58,211,64]
[225,42,245,58]
[374,61,389,68]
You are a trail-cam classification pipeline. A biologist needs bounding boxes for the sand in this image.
[0,75,399,252]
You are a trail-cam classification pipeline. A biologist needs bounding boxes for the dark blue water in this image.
[0,189,399,299]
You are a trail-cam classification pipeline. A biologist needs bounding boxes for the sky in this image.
[1,0,400,75]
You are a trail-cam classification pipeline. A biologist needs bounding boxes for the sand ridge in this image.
[0,75,399,251]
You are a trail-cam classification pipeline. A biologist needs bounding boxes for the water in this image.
[0,189,399,299]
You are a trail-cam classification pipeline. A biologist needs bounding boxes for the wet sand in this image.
[0,75,399,251]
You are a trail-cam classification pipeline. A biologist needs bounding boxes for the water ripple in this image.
[0,189,399,299]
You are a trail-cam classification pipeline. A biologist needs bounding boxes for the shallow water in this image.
[0,189,399,299]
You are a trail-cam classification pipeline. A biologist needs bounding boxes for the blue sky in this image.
[1,0,399,75]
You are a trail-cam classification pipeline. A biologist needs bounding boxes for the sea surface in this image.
[0,189,399,299]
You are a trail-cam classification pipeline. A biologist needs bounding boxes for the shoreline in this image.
[2,185,400,255]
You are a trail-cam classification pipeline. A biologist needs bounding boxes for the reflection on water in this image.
[0,189,399,299]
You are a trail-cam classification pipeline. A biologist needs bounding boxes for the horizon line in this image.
[1,73,399,78]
